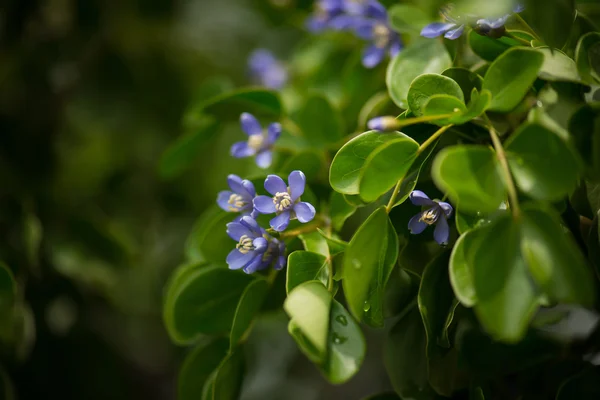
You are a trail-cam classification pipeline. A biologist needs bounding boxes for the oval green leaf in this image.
[296,94,344,145]
[212,349,245,400]
[407,73,464,116]
[178,338,229,400]
[229,278,269,350]
[194,87,282,120]
[482,47,544,112]
[537,47,582,82]
[576,32,600,84]
[286,251,331,294]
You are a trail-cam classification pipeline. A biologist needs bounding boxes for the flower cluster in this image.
[218,170,316,273]
[421,4,524,40]
[248,49,288,89]
[307,0,402,68]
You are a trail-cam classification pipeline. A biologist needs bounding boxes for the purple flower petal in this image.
[420,22,456,38]
[409,190,435,206]
[306,16,328,32]
[226,222,252,241]
[275,255,286,270]
[294,202,316,223]
[438,201,453,217]
[444,24,465,40]
[241,179,256,197]
[328,14,362,30]
[362,45,386,68]
[366,1,388,20]
[270,211,291,231]
[288,170,306,200]
[248,50,276,72]
[242,256,263,274]
[514,4,525,13]
[264,174,287,196]
[434,216,450,245]
[267,123,282,144]
[231,141,255,158]
[256,150,273,169]
[254,195,276,214]
[408,213,428,234]
[226,249,254,270]
[227,174,245,194]
[239,215,261,233]
[240,113,263,136]
[355,20,375,40]
[217,191,234,212]
[253,237,268,252]
[389,40,402,58]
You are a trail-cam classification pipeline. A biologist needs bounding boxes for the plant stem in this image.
[327,259,334,292]
[505,32,533,46]
[515,14,542,42]
[483,114,520,218]
[385,124,453,213]
[280,218,325,238]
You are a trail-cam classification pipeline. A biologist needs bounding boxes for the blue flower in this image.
[226,216,286,273]
[367,116,400,131]
[306,0,345,32]
[217,174,257,218]
[421,4,524,40]
[253,171,316,231]
[248,49,288,90]
[353,9,402,68]
[408,190,453,245]
[231,113,281,169]
[342,0,387,18]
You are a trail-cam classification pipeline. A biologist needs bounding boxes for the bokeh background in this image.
[0,0,393,399]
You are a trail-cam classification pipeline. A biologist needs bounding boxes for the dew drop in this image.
[335,315,348,326]
[351,259,361,269]
[332,332,348,344]
[363,301,371,312]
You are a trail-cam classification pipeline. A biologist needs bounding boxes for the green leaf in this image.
[522,0,575,50]
[537,47,582,82]
[419,251,456,357]
[422,95,467,123]
[163,265,254,344]
[470,216,538,342]
[330,131,409,195]
[483,47,544,113]
[557,367,600,400]
[449,230,480,307]
[468,30,516,62]
[569,103,600,177]
[284,281,332,360]
[325,300,366,384]
[299,231,330,257]
[521,204,594,307]
[286,251,331,294]
[343,207,399,327]
[330,191,357,231]
[295,94,344,145]
[359,136,420,202]
[316,228,348,256]
[0,365,15,400]
[386,39,452,109]
[392,139,439,208]
[442,68,483,103]
[185,207,233,263]
[505,122,582,201]
[212,349,245,400]
[455,207,495,235]
[407,73,464,117]
[432,145,506,213]
[384,305,435,399]
[229,278,269,349]
[178,338,229,400]
[576,32,600,84]
[388,4,430,33]
[159,117,219,179]
[193,87,282,120]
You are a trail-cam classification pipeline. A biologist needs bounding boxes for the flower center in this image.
[227,193,247,211]
[372,23,390,48]
[236,235,255,254]
[420,207,441,225]
[273,192,293,212]
[248,134,265,151]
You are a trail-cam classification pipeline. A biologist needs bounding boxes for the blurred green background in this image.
[0,0,331,399]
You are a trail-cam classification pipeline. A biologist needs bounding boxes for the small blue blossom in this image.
[421,4,524,40]
[408,190,453,245]
[306,0,345,32]
[342,0,387,19]
[367,116,400,132]
[248,49,288,90]
[231,112,281,169]
[217,174,257,218]
[253,171,316,232]
[226,216,286,274]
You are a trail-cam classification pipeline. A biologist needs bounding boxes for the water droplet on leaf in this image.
[351,259,361,269]
[335,315,348,326]
[363,301,371,312]
[332,332,348,344]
